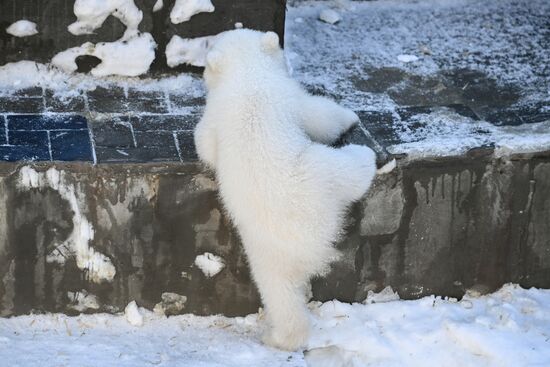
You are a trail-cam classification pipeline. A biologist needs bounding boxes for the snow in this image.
[125,301,144,326]
[18,167,116,283]
[0,60,204,105]
[386,109,550,159]
[6,20,38,37]
[397,54,419,63]
[67,290,100,312]
[319,9,341,25]
[194,252,225,277]
[166,35,216,67]
[376,159,397,175]
[153,0,164,12]
[1,284,549,366]
[170,0,215,24]
[285,0,550,159]
[57,0,156,76]
[68,0,143,37]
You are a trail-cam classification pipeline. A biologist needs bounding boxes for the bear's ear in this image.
[206,50,222,72]
[261,31,280,53]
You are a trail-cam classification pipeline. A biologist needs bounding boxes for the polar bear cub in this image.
[194,29,376,351]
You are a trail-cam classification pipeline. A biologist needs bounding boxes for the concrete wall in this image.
[1,152,549,316]
[0,0,286,75]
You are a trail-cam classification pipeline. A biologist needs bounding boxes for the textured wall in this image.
[0,152,549,316]
[0,0,286,75]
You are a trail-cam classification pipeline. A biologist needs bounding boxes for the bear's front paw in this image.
[262,319,310,351]
[340,109,360,133]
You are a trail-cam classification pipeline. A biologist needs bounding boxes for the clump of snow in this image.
[194,252,225,277]
[18,167,116,283]
[53,33,157,77]
[68,0,142,38]
[397,54,419,63]
[153,292,187,316]
[166,35,216,67]
[170,0,215,24]
[363,286,400,304]
[153,0,164,12]
[1,284,549,366]
[235,22,243,29]
[56,0,156,77]
[376,159,397,175]
[67,290,100,312]
[124,301,144,326]
[319,9,341,24]
[6,20,38,37]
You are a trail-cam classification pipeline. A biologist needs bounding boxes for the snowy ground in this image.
[1,284,550,367]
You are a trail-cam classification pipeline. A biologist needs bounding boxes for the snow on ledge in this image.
[6,20,38,37]
[0,60,204,100]
[170,0,215,24]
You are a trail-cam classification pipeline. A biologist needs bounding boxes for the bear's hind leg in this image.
[245,243,311,351]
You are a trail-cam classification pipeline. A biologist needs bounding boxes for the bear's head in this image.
[203,29,287,89]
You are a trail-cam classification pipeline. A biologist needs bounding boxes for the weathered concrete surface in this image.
[0,151,549,316]
[0,0,286,75]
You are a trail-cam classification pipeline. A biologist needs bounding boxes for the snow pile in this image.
[52,33,157,77]
[55,0,156,77]
[171,0,215,24]
[0,284,549,366]
[124,301,144,326]
[6,20,38,37]
[68,0,142,37]
[166,35,216,67]
[194,252,225,277]
[18,167,116,283]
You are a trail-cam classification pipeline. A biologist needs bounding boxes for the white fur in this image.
[194,29,376,351]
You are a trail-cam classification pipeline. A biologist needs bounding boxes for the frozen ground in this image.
[286,0,550,110]
[1,284,549,367]
[1,0,548,159]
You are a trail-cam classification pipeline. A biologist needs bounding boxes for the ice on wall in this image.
[170,0,215,24]
[194,252,225,278]
[17,167,116,283]
[166,35,216,67]
[55,0,156,77]
[6,20,38,37]
[153,0,164,12]
[68,0,143,37]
